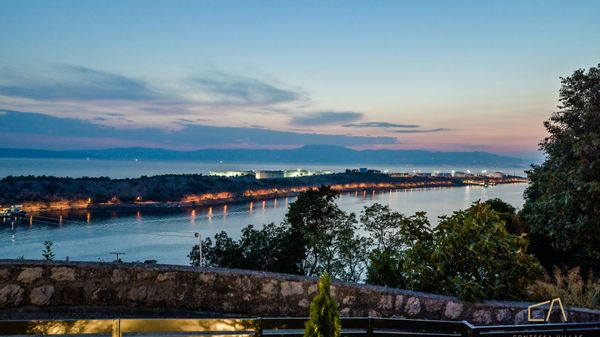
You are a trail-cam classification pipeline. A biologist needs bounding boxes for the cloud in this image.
[0,110,398,150]
[392,128,450,133]
[0,65,160,101]
[290,111,363,126]
[343,121,420,128]
[188,71,304,106]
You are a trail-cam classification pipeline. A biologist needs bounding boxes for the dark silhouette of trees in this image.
[521,64,600,272]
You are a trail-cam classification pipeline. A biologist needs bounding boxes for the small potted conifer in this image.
[304,273,341,337]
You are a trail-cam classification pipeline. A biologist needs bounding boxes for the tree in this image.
[284,186,365,279]
[42,240,55,261]
[521,64,600,272]
[304,273,341,337]
[191,223,298,272]
[362,204,432,287]
[422,203,541,301]
[364,202,542,301]
[482,198,528,235]
[191,187,368,281]
[284,186,344,275]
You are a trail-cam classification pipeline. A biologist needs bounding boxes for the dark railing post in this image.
[255,317,263,337]
[462,320,477,337]
[367,317,373,337]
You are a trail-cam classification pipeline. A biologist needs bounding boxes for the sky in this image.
[1,0,599,157]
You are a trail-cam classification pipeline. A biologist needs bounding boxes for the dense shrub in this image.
[366,202,542,301]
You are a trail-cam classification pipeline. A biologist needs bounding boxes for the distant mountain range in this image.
[0,145,529,166]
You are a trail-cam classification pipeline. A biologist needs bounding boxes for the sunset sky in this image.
[1,0,599,157]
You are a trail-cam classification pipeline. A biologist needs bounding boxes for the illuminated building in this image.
[208,171,252,177]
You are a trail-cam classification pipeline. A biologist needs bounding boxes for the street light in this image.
[110,252,126,263]
[194,232,202,267]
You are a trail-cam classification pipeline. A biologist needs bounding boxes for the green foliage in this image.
[362,204,432,288]
[284,186,347,276]
[189,187,542,301]
[482,198,528,235]
[188,235,218,268]
[365,249,403,288]
[193,186,369,281]
[42,240,55,261]
[365,202,542,301]
[521,64,600,272]
[198,223,297,273]
[304,273,341,337]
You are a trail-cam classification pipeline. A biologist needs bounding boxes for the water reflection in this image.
[0,184,526,265]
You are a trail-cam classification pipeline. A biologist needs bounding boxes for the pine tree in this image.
[42,240,55,261]
[304,273,341,337]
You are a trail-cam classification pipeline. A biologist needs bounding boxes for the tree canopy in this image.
[366,202,541,301]
[521,64,600,271]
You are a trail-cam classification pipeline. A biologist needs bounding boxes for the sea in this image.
[0,158,529,265]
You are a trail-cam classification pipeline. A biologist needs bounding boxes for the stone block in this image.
[0,284,24,307]
[30,285,54,306]
[51,267,75,281]
[444,301,464,320]
[405,297,421,316]
[17,267,43,284]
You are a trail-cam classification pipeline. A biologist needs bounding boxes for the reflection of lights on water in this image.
[59,215,63,225]
[262,200,266,209]
[136,211,142,221]
[273,199,278,208]
[86,212,91,224]
[249,202,254,214]
[223,205,228,218]
[29,215,33,226]
[285,197,289,207]
[190,209,196,224]
[207,207,213,223]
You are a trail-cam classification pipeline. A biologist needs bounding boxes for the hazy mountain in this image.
[0,145,528,166]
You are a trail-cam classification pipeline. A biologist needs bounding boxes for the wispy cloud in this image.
[392,128,450,133]
[290,111,363,126]
[188,70,305,106]
[0,65,319,129]
[0,110,398,149]
[0,65,161,101]
[343,121,420,128]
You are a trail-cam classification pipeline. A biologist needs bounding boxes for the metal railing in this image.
[0,317,599,337]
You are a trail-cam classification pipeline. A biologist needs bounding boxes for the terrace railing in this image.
[0,317,599,337]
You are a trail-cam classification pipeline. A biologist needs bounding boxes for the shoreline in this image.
[8,177,527,214]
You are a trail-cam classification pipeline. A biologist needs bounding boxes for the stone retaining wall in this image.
[1,260,599,324]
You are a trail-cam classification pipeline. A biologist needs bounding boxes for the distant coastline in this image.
[0,172,527,213]
[0,145,532,166]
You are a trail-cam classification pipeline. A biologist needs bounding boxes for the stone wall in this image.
[1,260,599,324]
